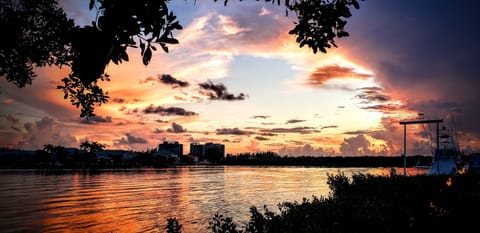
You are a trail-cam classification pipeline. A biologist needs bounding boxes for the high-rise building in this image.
[190,143,205,161]
[189,142,225,163]
[158,141,183,156]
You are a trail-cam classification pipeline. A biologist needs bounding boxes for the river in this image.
[0,166,425,232]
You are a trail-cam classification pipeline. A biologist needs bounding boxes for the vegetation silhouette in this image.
[166,172,480,233]
[1,0,363,117]
[0,145,438,169]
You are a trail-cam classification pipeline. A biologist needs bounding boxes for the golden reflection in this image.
[446,177,453,187]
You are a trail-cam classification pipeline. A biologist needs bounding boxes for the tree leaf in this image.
[140,41,145,56]
[143,47,152,66]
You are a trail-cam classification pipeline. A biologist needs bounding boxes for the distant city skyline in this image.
[1,0,479,156]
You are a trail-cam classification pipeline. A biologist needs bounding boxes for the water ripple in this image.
[0,166,424,232]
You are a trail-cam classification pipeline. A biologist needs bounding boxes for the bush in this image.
[169,172,480,233]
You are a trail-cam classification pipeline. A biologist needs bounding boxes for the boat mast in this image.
[399,118,443,175]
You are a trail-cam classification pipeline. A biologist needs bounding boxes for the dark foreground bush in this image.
[167,172,480,233]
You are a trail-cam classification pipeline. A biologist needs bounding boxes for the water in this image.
[0,166,424,232]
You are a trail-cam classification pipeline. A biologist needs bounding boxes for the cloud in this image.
[260,132,277,137]
[114,133,148,145]
[343,130,381,135]
[79,115,113,124]
[278,144,336,157]
[306,65,372,87]
[251,115,271,119]
[216,127,252,135]
[153,128,163,134]
[111,98,141,104]
[361,104,403,113]
[339,134,372,156]
[139,76,157,85]
[10,126,21,132]
[140,74,190,88]
[341,1,480,151]
[198,81,247,101]
[260,127,319,134]
[159,74,190,88]
[356,87,391,103]
[16,117,78,149]
[167,122,187,133]
[4,114,19,124]
[142,105,198,116]
[321,125,338,130]
[285,119,305,124]
[254,136,269,141]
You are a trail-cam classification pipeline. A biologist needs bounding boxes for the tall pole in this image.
[403,124,407,176]
[436,122,440,151]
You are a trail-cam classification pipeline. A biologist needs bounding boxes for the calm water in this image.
[0,166,425,232]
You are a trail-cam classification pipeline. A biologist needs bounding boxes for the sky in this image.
[1,0,480,156]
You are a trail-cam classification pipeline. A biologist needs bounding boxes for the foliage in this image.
[166,217,182,233]
[169,172,480,233]
[79,140,105,154]
[287,0,362,54]
[208,213,243,233]
[1,0,363,118]
[0,0,74,87]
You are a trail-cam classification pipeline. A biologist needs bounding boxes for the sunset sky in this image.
[1,0,479,156]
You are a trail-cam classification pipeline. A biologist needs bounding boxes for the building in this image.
[189,142,225,163]
[158,141,183,156]
[190,143,205,161]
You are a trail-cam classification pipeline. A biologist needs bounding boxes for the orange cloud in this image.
[306,65,372,87]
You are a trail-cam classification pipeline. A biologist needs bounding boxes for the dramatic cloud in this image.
[342,1,480,150]
[167,122,187,133]
[142,105,198,116]
[339,134,372,156]
[16,117,78,149]
[198,81,247,101]
[356,87,391,103]
[79,115,113,124]
[306,65,372,87]
[216,128,252,135]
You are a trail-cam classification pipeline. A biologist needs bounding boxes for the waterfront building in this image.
[158,141,183,156]
[189,142,225,163]
[190,143,205,161]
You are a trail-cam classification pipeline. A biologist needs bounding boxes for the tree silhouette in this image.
[80,140,105,154]
[1,0,363,117]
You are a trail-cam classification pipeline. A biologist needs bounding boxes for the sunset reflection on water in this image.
[0,167,426,232]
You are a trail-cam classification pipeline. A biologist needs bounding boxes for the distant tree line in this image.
[224,152,432,168]
[0,146,436,169]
